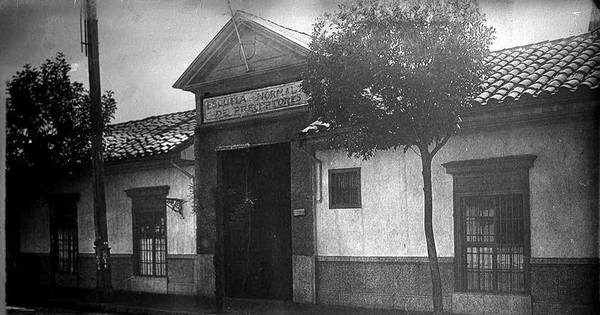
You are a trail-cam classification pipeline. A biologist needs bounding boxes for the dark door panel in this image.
[219,143,292,300]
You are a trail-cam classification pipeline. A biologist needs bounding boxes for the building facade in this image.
[172,11,318,301]
[16,110,198,295]
[16,10,599,315]
[173,11,599,315]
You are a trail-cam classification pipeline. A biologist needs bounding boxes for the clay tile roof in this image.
[104,109,196,162]
[477,32,600,105]
[301,33,600,135]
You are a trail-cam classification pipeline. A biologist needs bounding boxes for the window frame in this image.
[126,186,169,278]
[455,191,528,293]
[328,167,362,209]
[443,155,536,294]
[50,193,79,275]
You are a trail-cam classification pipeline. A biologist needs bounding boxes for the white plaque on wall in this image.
[202,81,308,123]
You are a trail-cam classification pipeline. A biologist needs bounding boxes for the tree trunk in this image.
[420,147,444,314]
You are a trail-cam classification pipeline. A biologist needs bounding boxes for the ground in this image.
[7,306,117,315]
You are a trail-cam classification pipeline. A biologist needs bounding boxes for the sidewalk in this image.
[10,288,436,315]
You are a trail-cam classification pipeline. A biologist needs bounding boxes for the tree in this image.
[302,1,494,313]
[6,52,116,180]
[5,53,116,295]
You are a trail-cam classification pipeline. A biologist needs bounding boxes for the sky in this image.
[0,0,595,123]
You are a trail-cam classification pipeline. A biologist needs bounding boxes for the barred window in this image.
[126,186,169,277]
[329,168,361,209]
[134,211,166,277]
[52,195,78,274]
[461,194,525,293]
[56,227,78,273]
[443,155,535,294]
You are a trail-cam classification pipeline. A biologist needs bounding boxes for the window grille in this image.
[461,194,525,293]
[329,168,361,208]
[57,227,78,273]
[134,211,167,277]
[52,194,78,274]
[126,186,170,278]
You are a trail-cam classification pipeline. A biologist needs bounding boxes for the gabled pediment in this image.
[173,11,311,91]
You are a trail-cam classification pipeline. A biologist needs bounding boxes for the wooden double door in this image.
[219,142,292,300]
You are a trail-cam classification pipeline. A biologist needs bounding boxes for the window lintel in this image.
[125,185,170,198]
[328,167,361,174]
[442,154,536,175]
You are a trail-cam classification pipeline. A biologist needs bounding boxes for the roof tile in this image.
[506,92,519,100]
[105,109,196,162]
[501,82,515,90]
[475,32,599,105]
[526,73,541,82]
[583,76,598,87]
[519,78,533,87]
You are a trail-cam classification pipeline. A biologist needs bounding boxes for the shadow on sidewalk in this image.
[9,287,448,315]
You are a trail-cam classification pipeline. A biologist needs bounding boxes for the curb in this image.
[46,299,208,315]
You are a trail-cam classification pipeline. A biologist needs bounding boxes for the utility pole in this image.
[85,0,112,297]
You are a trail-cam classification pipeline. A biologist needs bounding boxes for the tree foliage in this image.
[303,0,494,158]
[302,1,494,313]
[6,52,116,177]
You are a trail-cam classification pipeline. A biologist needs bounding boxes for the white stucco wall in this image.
[20,162,196,256]
[316,119,597,259]
[20,198,51,253]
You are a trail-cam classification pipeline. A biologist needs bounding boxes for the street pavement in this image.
[6,306,118,315]
[7,288,434,315]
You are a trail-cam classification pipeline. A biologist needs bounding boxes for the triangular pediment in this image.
[173,11,311,90]
[194,26,305,84]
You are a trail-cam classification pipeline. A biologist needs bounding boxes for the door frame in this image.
[216,141,293,299]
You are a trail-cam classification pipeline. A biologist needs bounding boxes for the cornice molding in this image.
[186,63,305,95]
[315,256,598,265]
[442,154,537,175]
[461,94,598,131]
[316,256,454,263]
[298,95,598,144]
[125,185,170,198]
[530,257,599,265]
[105,155,193,175]
[167,254,197,260]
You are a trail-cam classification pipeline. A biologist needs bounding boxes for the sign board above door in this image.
[202,81,308,123]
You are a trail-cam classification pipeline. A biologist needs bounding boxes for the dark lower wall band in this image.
[14,253,598,314]
[316,256,598,314]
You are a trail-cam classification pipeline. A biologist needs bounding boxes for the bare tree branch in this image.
[430,134,450,157]
[409,145,421,157]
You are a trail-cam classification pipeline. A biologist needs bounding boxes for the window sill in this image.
[132,275,168,280]
[328,206,362,210]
